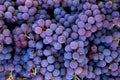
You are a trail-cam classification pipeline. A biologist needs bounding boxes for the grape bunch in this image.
[0,0,120,80]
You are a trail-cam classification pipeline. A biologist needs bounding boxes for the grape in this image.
[95,14,104,22]
[70,41,78,50]
[0,54,4,60]
[111,51,118,59]
[55,27,63,35]
[45,72,52,79]
[67,16,75,23]
[45,29,53,36]
[54,42,62,50]
[53,69,60,76]
[28,40,35,48]
[4,53,11,59]
[34,27,42,34]
[4,37,12,44]
[50,23,57,31]
[7,64,15,71]
[83,2,91,10]
[21,23,29,32]
[88,17,95,24]
[21,6,28,13]
[109,63,118,71]
[54,8,61,15]
[33,56,41,64]
[103,49,111,56]
[64,52,72,59]
[70,60,78,69]
[91,4,98,10]
[4,11,12,19]
[105,56,113,63]
[105,1,112,8]
[54,62,60,69]
[0,34,5,41]
[75,67,83,75]
[93,9,100,16]
[67,68,74,75]
[3,29,10,36]
[41,60,48,67]
[77,21,85,28]
[85,10,92,16]
[15,65,22,73]
[43,49,52,56]
[94,68,102,75]
[25,0,33,8]
[99,60,106,67]
[112,11,119,18]
[47,56,55,64]
[98,54,105,60]
[78,28,86,36]
[36,41,43,49]
[40,67,47,75]
[72,52,79,60]
[22,13,29,20]
[58,35,66,43]
[47,65,54,72]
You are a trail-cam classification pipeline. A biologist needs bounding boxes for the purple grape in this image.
[0,34,4,41]
[21,6,28,13]
[58,35,66,43]
[70,41,78,50]
[67,68,74,75]
[34,27,42,34]
[55,27,63,35]
[22,13,29,20]
[15,65,22,73]
[54,42,62,50]
[47,65,54,72]
[47,56,55,64]
[88,17,95,24]
[64,52,72,59]
[25,0,33,8]
[53,69,60,76]
[109,63,118,71]
[70,60,78,69]
[78,28,86,36]
[95,14,104,22]
[41,60,48,67]
[91,4,98,10]
[99,60,106,67]
[103,49,111,56]
[4,37,12,44]
[105,1,112,8]
[50,23,57,30]
[72,52,79,60]
[94,68,102,75]
[4,11,12,19]
[83,2,91,10]
[43,49,52,56]
[93,9,101,16]
[105,56,113,63]
[8,6,15,13]
[64,60,70,68]
[77,21,85,28]
[45,72,52,79]
[80,14,88,22]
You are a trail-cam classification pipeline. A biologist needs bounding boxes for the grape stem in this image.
[74,74,81,80]
[7,71,14,80]
[51,76,54,80]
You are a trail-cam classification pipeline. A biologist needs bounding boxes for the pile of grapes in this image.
[0,0,120,80]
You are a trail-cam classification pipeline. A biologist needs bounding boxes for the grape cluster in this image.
[0,0,120,80]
